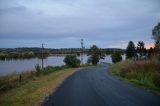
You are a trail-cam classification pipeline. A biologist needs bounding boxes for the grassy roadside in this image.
[0,67,81,106]
[109,60,160,94]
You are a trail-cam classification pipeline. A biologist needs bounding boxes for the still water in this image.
[0,55,124,76]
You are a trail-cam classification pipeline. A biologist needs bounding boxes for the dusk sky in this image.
[0,0,160,48]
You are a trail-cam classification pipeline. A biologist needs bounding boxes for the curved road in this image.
[42,63,160,106]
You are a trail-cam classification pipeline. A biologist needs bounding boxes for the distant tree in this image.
[64,55,80,67]
[154,40,160,53]
[126,41,136,59]
[136,41,146,59]
[111,51,122,63]
[152,23,160,46]
[147,47,154,58]
[152,22,160,58]
[87,45,105,65]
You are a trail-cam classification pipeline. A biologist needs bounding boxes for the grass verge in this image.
[109,59,160,94]
[0,67,81,106]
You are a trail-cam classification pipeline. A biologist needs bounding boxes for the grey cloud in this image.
[0,0,159,48]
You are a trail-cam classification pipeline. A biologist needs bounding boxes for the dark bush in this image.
[64,55,80,67]
[43,66,59,74]
[111,51,122,63]
[35,64,41,76]
[153,75,160,88]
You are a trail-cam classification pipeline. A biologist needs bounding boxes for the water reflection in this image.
[0,55,125,76]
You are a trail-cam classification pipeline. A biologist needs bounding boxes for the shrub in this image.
[64,55,80,67]
[42,66,67,75]
[111,51,122,63]
[153,74,160,88]
[35,64,41,76]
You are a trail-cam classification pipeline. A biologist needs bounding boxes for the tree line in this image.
[126,22,160,60]
[0,47,124,60]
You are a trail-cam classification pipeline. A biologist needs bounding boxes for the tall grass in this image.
[121,58,160,76]
[109,58,160,92]
[0,65,68,94]
[0,63,90,94]
[0,68,80,106]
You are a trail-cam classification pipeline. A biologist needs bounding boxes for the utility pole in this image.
[81,39,84,65]
[41,43,44,70]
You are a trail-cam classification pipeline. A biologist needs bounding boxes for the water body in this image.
[0,55,125,76]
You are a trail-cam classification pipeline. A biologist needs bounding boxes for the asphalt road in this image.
[42,63,160,106]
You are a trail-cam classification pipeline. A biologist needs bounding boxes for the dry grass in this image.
[0,66,68,94]
[0,68,81,106]
[121,58,160,75]
[109,58,160,92]
[120,58,160,79]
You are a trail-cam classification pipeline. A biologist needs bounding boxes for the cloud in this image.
[0,0,160,48]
